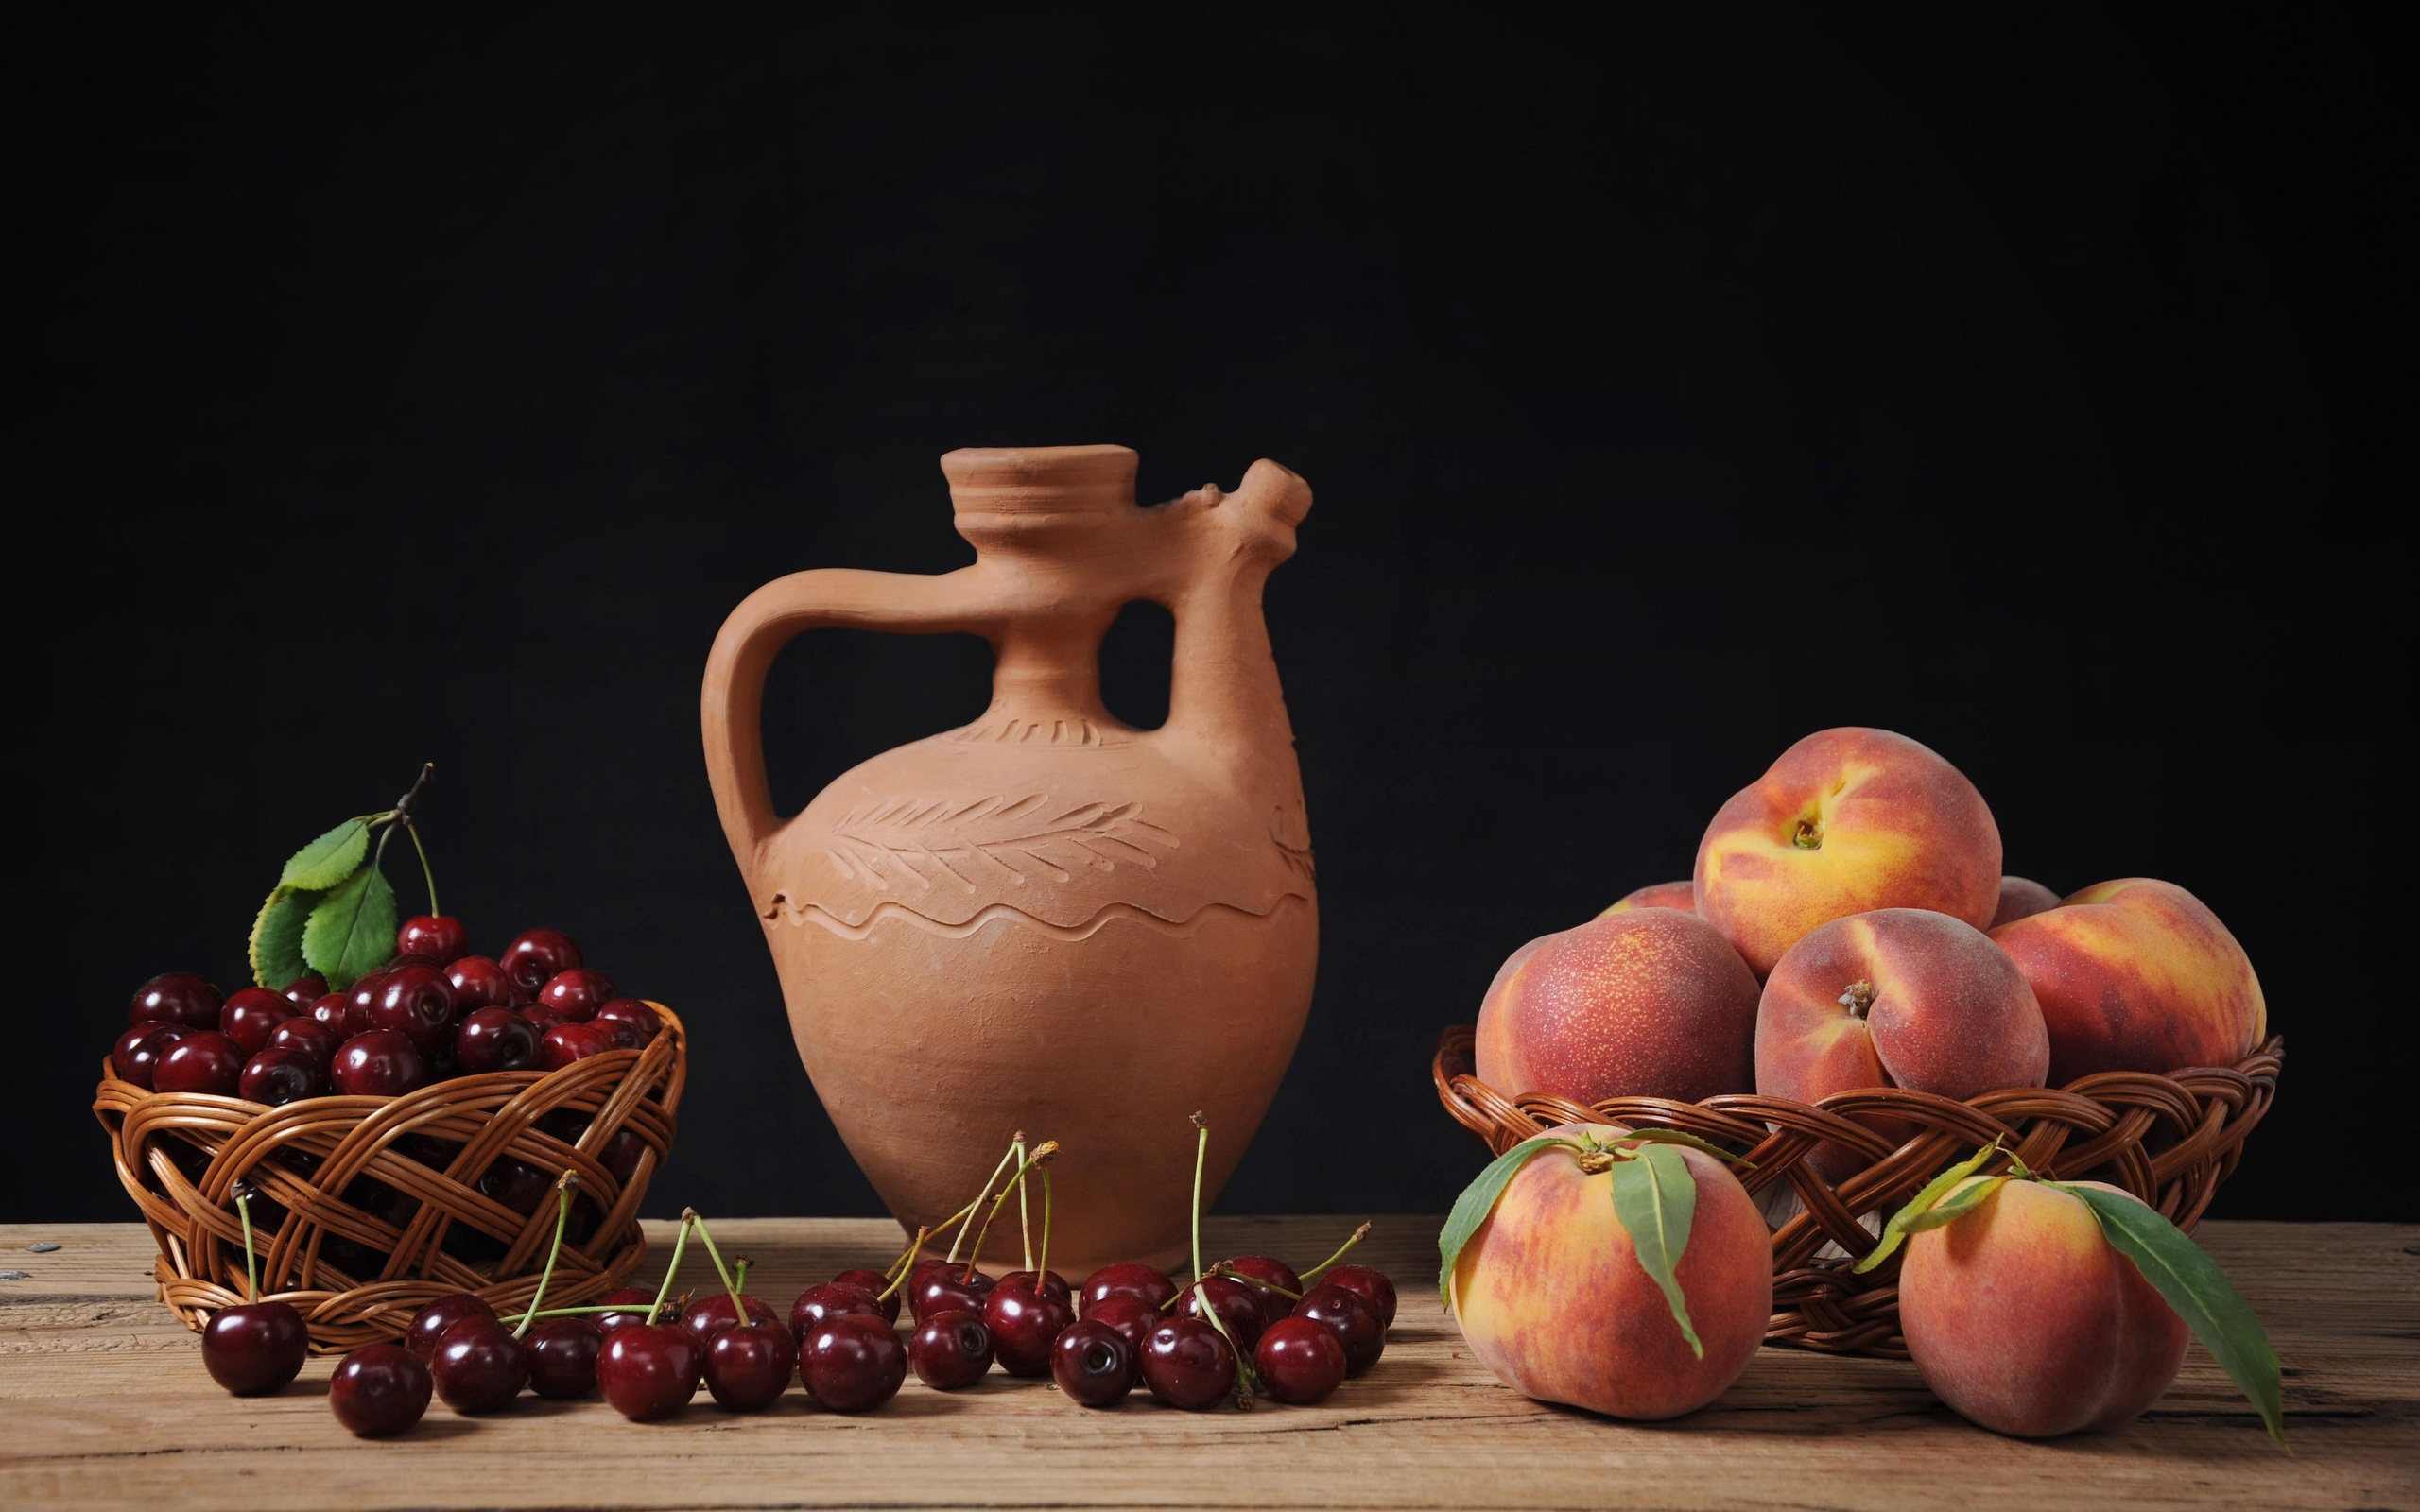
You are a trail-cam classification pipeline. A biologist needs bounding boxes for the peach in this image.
[1598,880,1695,916]
[1695,728,2001,976]
[1900,1177,2189,1437]
[1990,875,2061,929]
[1451,1125,1771,1419]
[1756,909,2048,1176]
[1990,878,2265,1082]
[1475,910,1760,1104]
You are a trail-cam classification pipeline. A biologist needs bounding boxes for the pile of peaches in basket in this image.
[1444,727,2282,1444]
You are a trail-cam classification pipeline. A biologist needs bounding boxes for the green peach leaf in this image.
[1855,1140,2008,1274]
[2054,1182,2288,1449]
[1618,1126,1755,1168]
[249,885,319,989]
[1897,1175,2009,1234]
[1437,1136,1576,1308]
[1610,1143,1703,1359]
[279,817,373,891]
[302,865,396,989]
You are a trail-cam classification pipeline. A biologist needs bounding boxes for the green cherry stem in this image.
[735,1259,751,1295]
[1037,1163,1054,1284]
[878,1228,929,1306]
[402,819,440,918]
[688,1210,738,1296]
[894,1203,976,1280]
[1301,1221,1374,1283]
[961,1142,1060,1281]
[645,1215,696,1326]
[1217,1263,1303,1303]
[947,1139,1024,1264]
[1187,1111,1210,1286]
[232,1183,261,1303]
[514,1173,579,1338]
[1013,1136,1033,1275]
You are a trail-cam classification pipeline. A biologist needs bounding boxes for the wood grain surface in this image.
[1,1216,2411,1512]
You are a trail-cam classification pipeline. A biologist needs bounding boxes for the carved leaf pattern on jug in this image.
[826,794,1179,893]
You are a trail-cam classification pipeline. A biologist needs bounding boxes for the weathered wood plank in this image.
[1,1217,2411,1512]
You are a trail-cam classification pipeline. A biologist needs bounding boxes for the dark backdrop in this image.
[13,7,2411,1224]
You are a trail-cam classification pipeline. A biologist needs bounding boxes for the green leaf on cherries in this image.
[1856,1139,2009,1274]
[279,816,376,890]
[1609,1142,1703,1359]
[1437,1136,1576,1308]
[302,863,396,989]
[249,885,320,990]
[2053,1182,2288,1449]
[1616,1126,1755,1168]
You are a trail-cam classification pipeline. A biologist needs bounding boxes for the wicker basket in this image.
[1433,1024,2282,1357]
[94,1005,687,1351]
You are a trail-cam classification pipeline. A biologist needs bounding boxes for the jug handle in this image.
[700,566,988,868]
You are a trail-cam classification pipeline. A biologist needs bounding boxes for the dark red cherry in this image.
[801,1314,906,1412]
[535,967,614,1022]
[330,1343,431,1435]
[431,1315,528,1413]
[111,1021,190,1089]
[600,1127,648,1183]
[332,1029,428,1095]
[277,974,329,1007]
[1292,1285,1384,1377]
[240,1047,328,1106]
[443,955,510,1011]
[396,915,469,965]
[1179,1274,1269,1352]
[500,929,582,998]
[453,1006,540,1074]
[596,1286,677,1335]
[219,988,300,1055]
[1322,1264,1398,1329]
[997,1268,1072,1306]
[153,1031,245,1096]
[908,1309,993,1389]
[406,1292,499,1359]
[1080,1262,1177,1316]
[475,1158,551,1216]
[1140,1316,1236,1410]
[983,1280,1075,1377]
[538,1022,614,1070]
[265,1016,340,1066]
[830,1268,901,1323]
[592,998,663,1049]
[911,1262,994,1323]
[1255,1314,1346,1403]
[597,1322,700,1420]
[345,969,397,1035]
[309,991,364,1039]
[1225,1255,1304,1327]
[1051,1318,1136,1406]
[130,971,222,1030]
[788,1281,882,1346]
[682,1291,781,1349]
[368,965,459,1054]
[1083,1294,1163,1361]
[703,1322,795,1411]
[521,999,583,1034]
[201,1299,307,1395]
[524,1315,602,1399]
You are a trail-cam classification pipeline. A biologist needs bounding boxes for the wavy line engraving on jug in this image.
[825,793,1178,893]
[762,889,1312,941]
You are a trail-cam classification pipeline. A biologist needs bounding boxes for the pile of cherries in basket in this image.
[109,916,665,1106]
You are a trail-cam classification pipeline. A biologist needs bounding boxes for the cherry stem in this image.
[688,1210,738,1296]
[947,1139,1023,1264]
[232,1185,260,1303]
[878,1228,928,1305]
[894,1204,975,1280]
[1301,1221,1374,1282]
[1216,1263,1302,1302]
[1187,1279,1259,1407]
[402,819,440,919]
[961,1143,1060,1282]
[514,1173,579,1338]
[1036,1164,1053,1285]
[1188,1112,1209,1285]
[735,1259,751,1295]
[1014,1136,1032,1275]
[646,1215,695,1326]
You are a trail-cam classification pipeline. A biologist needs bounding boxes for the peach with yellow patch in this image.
[1990,875,2061,928]
[1990,877,2265,1083]
[1475,911,1759,1105]
[1756,908,2048,1177]
[1695,728,2001,976]
[1451,1125,1772,1419]
[1598,880,1695,916]
[1900,1177,2190,1437]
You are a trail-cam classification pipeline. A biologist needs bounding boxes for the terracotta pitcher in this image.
[701,445,1318,1275]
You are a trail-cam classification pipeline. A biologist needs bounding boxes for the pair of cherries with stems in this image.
[897,1136,1084,1388]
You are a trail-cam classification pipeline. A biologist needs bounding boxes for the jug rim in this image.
[942,445,1137,514]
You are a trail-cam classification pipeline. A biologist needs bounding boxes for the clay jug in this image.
[701,445,1318,1275]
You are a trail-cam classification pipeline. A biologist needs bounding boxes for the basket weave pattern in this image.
[1433,1024,2282,1357]
[94,1005,686,1351]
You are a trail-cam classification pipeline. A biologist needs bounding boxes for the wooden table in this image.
[2,1216,2411,1511]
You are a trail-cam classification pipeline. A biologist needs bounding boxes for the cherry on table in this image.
[431,1315,528,1413]
[455,1006,540,1074]
[537,1022,614,1070]
[330,1343,432,1436]
[592,999,663,1049]
[682,1290,781,1349]
[997,1268,1071,1306]
[789,1281,882,1346]
[368,965,459,1054]
[911,1261,994,1323]
[153,1031,246,1097]
[1322,1263,1397,1329]
[1082,1294,1162,1360]
[525,1315,602,1399]
[277,974,329,1007]
[130,972,222,1030]
[240,1047,329,1106]
[908,1309,993,1389]
[1225,1254,1303,1327]
[266,1016,341,1066]
[1140,1316,1236,1410]
[597,1322,700,1421]
[1179,1274,1270,1353]
[406,1292,500,1359]
[444,955,510,1011]
[500,928,583,999]
[536,967,614,1022]
[1051,1318,1136,1406]
[332,1029,428,1096]
[201,1298,308,1395]
[1292,1285,1384,1376]
[1080,1262,1176,1316]
[396,914,469,966]
[111,1022,190,1089]
[801,1314,906,1412]
[984,1280,1074,1377]
[704,1322,796,1411]
[220,988,302,1055]
[1255,1315,1346,1403]
[830,1267,900,1323]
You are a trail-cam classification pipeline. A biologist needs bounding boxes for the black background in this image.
[14,8,2411,1226]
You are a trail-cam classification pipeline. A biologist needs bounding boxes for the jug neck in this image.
[981,612,1121,733]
